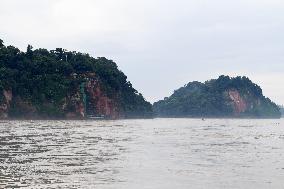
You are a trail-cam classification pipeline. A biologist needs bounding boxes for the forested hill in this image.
[279,106,284,117]
[0,39,153,119]
[153,76,281,118]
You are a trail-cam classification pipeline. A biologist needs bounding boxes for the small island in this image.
[0,39,153,119]
[153,75,281,118]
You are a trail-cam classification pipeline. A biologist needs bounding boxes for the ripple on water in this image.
[0,119,284,188]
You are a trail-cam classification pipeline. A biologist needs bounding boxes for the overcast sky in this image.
[0,0,284,104]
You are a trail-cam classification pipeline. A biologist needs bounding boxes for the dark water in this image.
[0,118,284,189]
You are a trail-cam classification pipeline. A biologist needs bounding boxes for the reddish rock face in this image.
[0,79,122,119]
[228,90,247,114]
[85,79,121,119]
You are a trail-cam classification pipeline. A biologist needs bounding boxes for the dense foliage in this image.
[0,39,152,118]
[153,75,280,118]
[279,105,284,117]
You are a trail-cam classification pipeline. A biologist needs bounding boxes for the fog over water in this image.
[0,119,284,189]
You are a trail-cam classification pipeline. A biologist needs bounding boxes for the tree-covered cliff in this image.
[153,76,281,118]
[279,105,284,117]
[0,39,153,119]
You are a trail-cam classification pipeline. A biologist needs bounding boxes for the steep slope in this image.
[0,39,152,119]
[153,76,280,118]
[279,106,284,117]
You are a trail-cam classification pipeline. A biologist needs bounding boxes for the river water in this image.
[0,118,283,189]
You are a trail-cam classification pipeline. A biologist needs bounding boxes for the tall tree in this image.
[0,39,3,48]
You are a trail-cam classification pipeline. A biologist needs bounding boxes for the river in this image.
[0,118,283,188]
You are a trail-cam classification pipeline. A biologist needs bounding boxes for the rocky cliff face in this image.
[228,90,247,115]
[0,76,123,119]
[84,78,121,119]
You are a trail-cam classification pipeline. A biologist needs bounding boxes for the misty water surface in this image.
[0,118,284,189]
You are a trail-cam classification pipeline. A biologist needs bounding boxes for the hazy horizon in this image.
[1,0,283,104]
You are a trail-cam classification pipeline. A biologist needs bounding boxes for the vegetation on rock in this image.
[0,39,153,119]
[279,105,284,117]
[153,75,281,118]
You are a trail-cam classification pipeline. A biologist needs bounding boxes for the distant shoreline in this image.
[0,116,281,121]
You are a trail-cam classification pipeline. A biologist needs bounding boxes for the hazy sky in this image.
[0,0,284,104]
